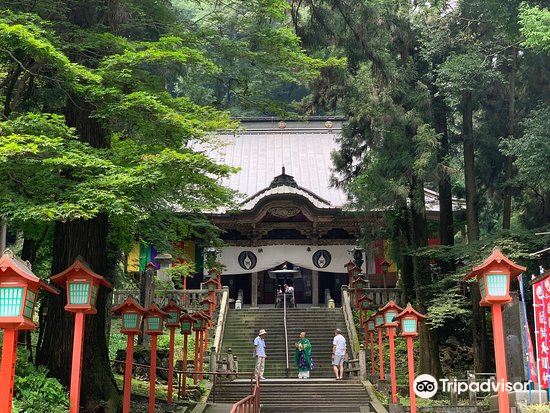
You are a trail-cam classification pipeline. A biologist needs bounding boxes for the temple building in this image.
[197,117,465,306]
[126,117,464,306]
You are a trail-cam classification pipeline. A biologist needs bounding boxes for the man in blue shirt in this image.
[254,329,267,380]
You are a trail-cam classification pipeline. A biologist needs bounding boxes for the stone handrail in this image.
[349,287,401,307]
[112,288,224,308]
[341,285,360,358]
[213,286,230,361]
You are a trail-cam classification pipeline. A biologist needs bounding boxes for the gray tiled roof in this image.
[210,119,348,208]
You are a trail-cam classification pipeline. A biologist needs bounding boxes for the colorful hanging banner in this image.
[519,274,538,383]
[532,273,550,388]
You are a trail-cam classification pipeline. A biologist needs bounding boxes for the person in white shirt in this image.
[254,329,267,380]
[332,328,347,380]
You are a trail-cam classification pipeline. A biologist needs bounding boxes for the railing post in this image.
[468,371,476,406]
[210,346,217,374]
[228,348,235,371]
[359,344,367,381]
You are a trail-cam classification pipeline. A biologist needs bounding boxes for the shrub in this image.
[12,349,69,413]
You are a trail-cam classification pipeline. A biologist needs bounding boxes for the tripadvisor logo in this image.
[414,374,438,399]
[414,374,532,399]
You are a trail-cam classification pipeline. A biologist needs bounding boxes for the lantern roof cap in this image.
[145,303,168,318]
[465,247,526,280]
[193,311,210,320]
[379,300,403,314]
[112,295,145,314]
[51,256,112,289]
[357,294,372,303]
[344,260,356,269]
[394,303,427,321]
[180,312,197,321]
[162,299,182,313]
[208,267,221,275]
[0,250,59,294]
[200,297,214,304]
[204,277,219,286]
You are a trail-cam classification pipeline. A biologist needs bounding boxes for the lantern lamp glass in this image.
[385,310,397,324]
[208,283,216,292]
[367,321,375,331]
[375,315,384,326]
[202,303,210,311]
[24,289,36,319]
[361,301,370,309]
[123,313,139,329]
[69,282,91,305]
[181,321,192,333]
[486,274,508,297]
[402,318,417,333]
[0,287,24,317]
[193,320,201,329]
[147,316,161,331]
[168,311,179,324]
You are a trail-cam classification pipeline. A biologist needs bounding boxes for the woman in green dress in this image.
[294,331,313,378]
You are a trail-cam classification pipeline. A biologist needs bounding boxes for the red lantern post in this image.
[197,312,211,380]
[374,311,385,381]
[394,303,427,413]
[365,316,376,378]
[380,300,403,405]
[465,247,525,413]
[51,257,112,413]
[162,299,183,406]
[144,303,168,413]
[200,296,215,351]
[353,273,366,308]
[0,251,59,412]
[208,268,221,294]
[191,311,205,384]
[112,296,145,413]
[180,312,196,398]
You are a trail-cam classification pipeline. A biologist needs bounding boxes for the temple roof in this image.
[211,118,348,210]
[202,117,465,214]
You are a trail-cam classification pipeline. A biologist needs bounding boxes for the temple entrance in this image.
[258,267,313,305]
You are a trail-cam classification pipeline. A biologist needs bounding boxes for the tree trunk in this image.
[462,90,489,372]
[36,217,120,412]
[409,178,443,378]
[502,48,517,230]
[396,209,415,304]
[36,97,121,411]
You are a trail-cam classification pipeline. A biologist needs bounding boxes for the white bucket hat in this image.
[258,329,267,335]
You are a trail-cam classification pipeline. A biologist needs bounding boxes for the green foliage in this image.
[13,349,69,413]
[526,404,550,413]
[520,4,550,51]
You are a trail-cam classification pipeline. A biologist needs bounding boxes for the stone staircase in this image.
[221,307,350,378]
[211,379,371,412]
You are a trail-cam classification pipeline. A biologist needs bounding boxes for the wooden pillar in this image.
[251,272,258,308]
[69,312,86,413]
[312,270,319,307]
[0,329,18,413]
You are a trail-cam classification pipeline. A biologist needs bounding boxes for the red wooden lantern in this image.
[394,304,427,413]
[163,299,182,328]
[144,303,167,335]
[112,296,145,413]
[180,312,196,335]
[207,267,222,290]
[380,300,402,327]
[465,248,526,413]
[357,294,372,324]
[379,300,403,405]
[0,251,59,413]
[144,304,167,413]
[180,312,196,398]
[465,247,525,307]
[51,257,112,413]
[394,303,426,338]
[162,300,182,405]
[0,251,58,330]
[51,256,112,314]
[112,295,145,334]
[364,315,376,378]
